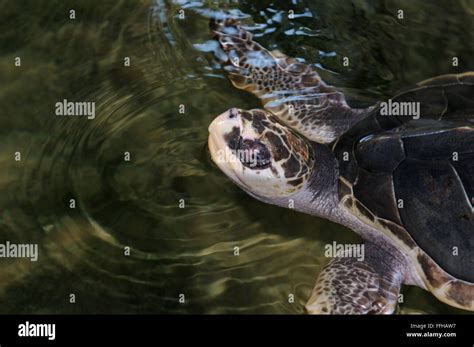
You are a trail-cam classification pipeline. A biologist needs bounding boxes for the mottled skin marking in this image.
[282,155,301,178]
[378,220,417,249]
[306,248,401,314]
[417,253,452,288]
[241,110,253,121]
[252,112,313,186]
[288,177,303,187]
[287,132,309,161]
[251,111,267,134]
[417,252,474,309]
[224,126,241,150]
[265,131,289,161]
[446,281,474,308]
[220,108,314,191]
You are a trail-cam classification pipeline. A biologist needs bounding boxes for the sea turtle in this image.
[207,18,474,314]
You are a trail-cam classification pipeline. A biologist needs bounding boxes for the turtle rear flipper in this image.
[306,243,404,314]
[210,18,369,144]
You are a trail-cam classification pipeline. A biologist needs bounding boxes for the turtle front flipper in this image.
[209,18,370,144]
[306,243,404,314]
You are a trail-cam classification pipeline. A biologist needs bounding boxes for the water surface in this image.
[0,0,472,313]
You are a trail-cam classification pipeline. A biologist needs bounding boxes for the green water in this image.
[0,0,472,314]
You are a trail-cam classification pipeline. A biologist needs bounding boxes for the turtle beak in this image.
[208,108,240,136]
[208,108,246,185]
[208,108,241,160]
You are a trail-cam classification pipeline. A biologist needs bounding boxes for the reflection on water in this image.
[0,0,472,313]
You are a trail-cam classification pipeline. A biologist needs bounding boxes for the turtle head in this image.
[208,108,315,200]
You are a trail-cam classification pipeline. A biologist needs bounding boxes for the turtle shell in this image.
[333,73,474,309]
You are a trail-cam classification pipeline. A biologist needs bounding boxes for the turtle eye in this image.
[239,139,271,169]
